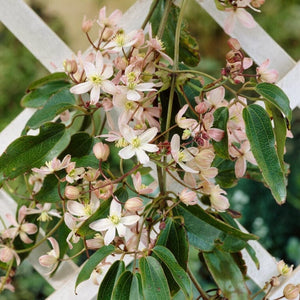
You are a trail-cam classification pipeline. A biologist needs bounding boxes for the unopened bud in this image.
[227,38,241,51]
[195,102,208,114]
[93,142,110,161]
[270,276,280,287]
[82,16,93,33]
[283,284,299,300]
[64,186,80,200]
[84,168,100,182]
[125,197,144,212]
[102,27,114,41]
[64,59,77,74]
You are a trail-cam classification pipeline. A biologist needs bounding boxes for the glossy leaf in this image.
[0,123,70,185]
[203,249,250,300]
[75,245,115,291]
[26,72,69,91]
[243,104,286,204]
[23,87,76,131]
[255,82,292,123]
[21,81,71,109]
[213,107,229,159]
[98,260,125,300]
[152,245,193,299]
[139,256,171,300]
[61,133,94,158]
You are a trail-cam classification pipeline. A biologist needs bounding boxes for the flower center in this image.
[125,101,134,110]
[109,214,120,225]
[83,204,92,216]
[132,137,141,148]
[90,75,103,85]
[116,137,128,148]
[178,151,186,162]
[114,34,126,47]
[38,211,52,222]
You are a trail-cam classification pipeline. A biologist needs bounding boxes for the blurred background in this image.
[0,0,300,298]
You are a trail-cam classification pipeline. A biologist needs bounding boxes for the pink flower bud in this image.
[63,59,77,74]
[93,142,110,161]
[270,276,280,287]
[102,27,114,41]
[64,186,80,200]
[82,15,93,33]
[125,197,144,212]
[179,188,198,206]
[195,102,208,114]
[84,168,100,182]
[283,284,299,300]
[227,38,241,51]
[114,57,128,70]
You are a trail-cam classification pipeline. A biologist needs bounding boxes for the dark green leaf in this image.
[114,187,129,204]
[35,174,67,203]
[152,245,193,299]
[75,245,115,291]
[203,249,250,300]
[243,104,286,204]
[24,87,76,131]
[139,256,171,300]
[111,271,133,300]
[26,72,69,91]
[98,260,125,300]
[21,81,71,109]
[255,82,292,123]
[0,123,70,184]
[61,133,94,158]
[245,244,260,269]
[213,107,229,159]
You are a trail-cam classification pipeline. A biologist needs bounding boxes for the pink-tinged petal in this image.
[243,57,253,69]
[21,223,37,235]
[224,11,236,34]
[84,61,97,77]
[135,83,156,92]
[48,237,60,257]
[70,81,93,95]
[39,254,57,267]
[120,125,136,142]
[18,206,27,223]
[5,213,18,227]
[206,86,225,106]
[127,89,141,101]
[90,85,101,104]
[184,172,196,188]
[19,232,34,244]
[121,215,140,226]
[116,223,126,237]
[0,247,13,263]
[66,231,74,249]
[119,146,135,160]
[139,127,158,143]
[2,228,18,239]
[176,104,189,121]
[245,151,257,165]
[178,161,198,174]
[235,157,246,178]
[102,80,117,95]
[64,213,77,230]
[237,8,256,28]
[90,218,112,232]
[141,143,159,153]
[60,155,71,169]
[109,9,122,24]
[171,134,180,158]
[95,51,104,74]
[67,201,84,217]
[90,197,101,212]
[98,6,106,20]
[31,167,53,175]
[132,172,142,191]
[102,65,114,79]
[135,148,150,164]
[110,199,122,216]
[104,227,116,245]
[207,128,224,142]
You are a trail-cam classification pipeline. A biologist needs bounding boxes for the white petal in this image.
[135,148,149,164]
[48,237,60,257]
[70,81,93,95]
[127,90,141,101]
[104,227,116,245]
[102,65,113,79]
[178,162,199,174]
[95,51,104,74]
[90,86,101,104]
[120,125,136,142]
[67,201,84,216]
[121,215,140,226]
[171,134,180,157]
[89,218,112,232]
[141,143,159,153]
[102,80,116,95]
[135,82,156,92]
[64,213,77,230]
[84,62,97,78]
[119,146,135,160]
[139,127,158,143]
[109,199,122,216]
[116,223,126,237]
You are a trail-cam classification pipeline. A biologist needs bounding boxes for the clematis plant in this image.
[0,0,295,299]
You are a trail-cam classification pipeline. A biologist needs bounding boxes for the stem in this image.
[157,0,173,39]
[141,0,160,29]
[187,266,209,300]
[60,248,86,261]
[0,259,13,292]
[16,217,64,254]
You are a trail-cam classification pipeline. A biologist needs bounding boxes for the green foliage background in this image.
[0,0,299,298]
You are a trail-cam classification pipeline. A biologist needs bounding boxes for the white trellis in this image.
[0,0,299,299]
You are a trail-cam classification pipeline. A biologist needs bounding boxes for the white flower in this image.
[64,213,82,249]
[89,199,140,245]
[26,203,61,222]
[32,155,71,175]
[70,51,116,104]
[39,237,60,274]
[67,196,100,221]
[118,126,159,164]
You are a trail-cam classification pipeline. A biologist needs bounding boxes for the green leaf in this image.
[150,0,200,67]
[245,244,260,269]
[203,249,250,300]
[61,133,94,158]
[213,107,229,159]
[255,82,292,123]
[23,87,76,131]
[243,104,287,204]
[139,256,171,300]
[98,260,125,300]
[266,103,287,171]
[35,174,67,203]
[0,123,70,184]
[21,80,71,108]
[26,72,69,91]
[152,245,193,299]
[114,187,129,204]
[75,245,115,291]
[111,271,133,300]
